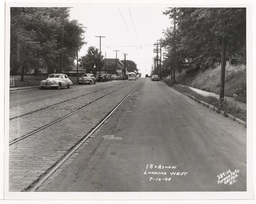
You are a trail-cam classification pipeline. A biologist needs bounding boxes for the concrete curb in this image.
[173,86,246,127]
[10,86,40,92]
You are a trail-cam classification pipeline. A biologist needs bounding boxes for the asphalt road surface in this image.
[36,78,246,192]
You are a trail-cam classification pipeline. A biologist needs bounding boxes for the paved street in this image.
[9,80,140,191]
[34,78,246,192]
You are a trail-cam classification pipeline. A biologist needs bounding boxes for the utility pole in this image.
[123,53,128,77]
[219,35,227,110]
[114,49,120,75]
[77,46,79,83]
[172,8,177,83]
[95,35,106,75]
[60,8,65,73]
[105,52,107,74]
[153,42,159,75]
[158,40,162,80]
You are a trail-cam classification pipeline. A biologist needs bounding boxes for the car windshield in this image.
[49,75,60,78]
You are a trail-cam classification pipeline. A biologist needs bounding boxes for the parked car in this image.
[111,74,123,80]
[128,72,137,80]
[78,73,96,84]
[40,73,73,89]
[106,74,112,81]
[151,75,160,81]
[97,74,108,82]
[111,74,119,80]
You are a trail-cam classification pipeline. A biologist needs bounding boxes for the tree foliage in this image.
[81,46,104,73]
[121,60,138,73]
[162,8,246,78]
[10,7,85,78]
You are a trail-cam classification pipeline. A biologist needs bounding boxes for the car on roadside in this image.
[106,74,112,81]
[97,74,108,82]
[40,73,73,89]
[111,74,118,80]
[151,74,160,81]
[78,73,96,85]
[111,74,123,80]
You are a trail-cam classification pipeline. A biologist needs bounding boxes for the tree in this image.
[162,8,246,75]
[10,8,42,79]
[121,60,138,73]
[10,7,86,79]
[81,46,104,74]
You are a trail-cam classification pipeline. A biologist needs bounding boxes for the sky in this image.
[69,4,172,77]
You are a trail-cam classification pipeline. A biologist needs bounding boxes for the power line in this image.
[104,44,152,48]
[118,8,136,46]
[128,8,139,44]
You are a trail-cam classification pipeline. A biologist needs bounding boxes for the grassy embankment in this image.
[164,64,246,122]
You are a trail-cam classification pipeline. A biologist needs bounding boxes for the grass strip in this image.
[164,80,246,122]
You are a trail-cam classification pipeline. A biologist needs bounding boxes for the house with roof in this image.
[101,58,125,76]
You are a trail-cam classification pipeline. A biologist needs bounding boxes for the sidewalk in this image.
[180,85,246,111]
[10,86,40,92]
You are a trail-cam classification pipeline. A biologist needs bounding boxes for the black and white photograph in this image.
[1,0,255,203]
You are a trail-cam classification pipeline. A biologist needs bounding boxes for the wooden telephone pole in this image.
[95,35,106,75]
[219,35,227,110]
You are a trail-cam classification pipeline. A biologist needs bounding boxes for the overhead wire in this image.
[118,8,136,47]
[104,44,152,48]
[128,8,139,45]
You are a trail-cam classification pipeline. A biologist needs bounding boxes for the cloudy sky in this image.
[69,3,172,76]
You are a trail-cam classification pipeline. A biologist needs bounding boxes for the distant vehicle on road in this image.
[40,73,73,89]
[78,73,96,85]
[128,72,137,80]
[151,75,160,81]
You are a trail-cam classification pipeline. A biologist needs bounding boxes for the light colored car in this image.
[40,73,73,89]
[111,74,119,80]
[128,72,137,80]
[151,74,160,81]
[78,73,96,84]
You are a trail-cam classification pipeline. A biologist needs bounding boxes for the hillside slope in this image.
[175,64,246,103]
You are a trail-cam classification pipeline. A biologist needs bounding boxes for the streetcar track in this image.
[10,83,124,121]
[24,81,142,192]
[9,84,131,145]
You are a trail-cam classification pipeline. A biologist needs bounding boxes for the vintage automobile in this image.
[105,74,112,81]
[78,73,96,84]
[40,73,73,89]
[151,74,160,81]
[128,72,137,80]
[97,74,108,82]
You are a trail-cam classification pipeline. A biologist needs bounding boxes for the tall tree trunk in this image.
[20,64,24,81]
